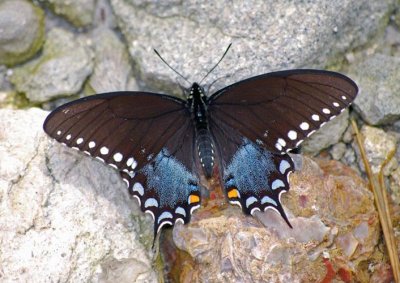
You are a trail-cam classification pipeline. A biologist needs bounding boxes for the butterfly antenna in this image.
[199,43,232,84]
[153,49,191,85]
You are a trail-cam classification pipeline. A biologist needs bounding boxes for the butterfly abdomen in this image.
[196,128,215,178]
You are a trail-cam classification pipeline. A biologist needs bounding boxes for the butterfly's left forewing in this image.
[44,92,201,238]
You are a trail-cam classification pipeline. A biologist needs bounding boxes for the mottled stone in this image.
[10,28,94,103]
[89,27,138,93]
[0,0,45,66]
[389,167,400,205]
[110,0,392,94]
[172,156,380,282]
[0,109,157,282]
[343,147,358,172]
[353,125,398,175]
[302,109,349,154]
[342,123,355,143]
[330,142,347,160]
[40,0,96,27]
[350,54,400,125]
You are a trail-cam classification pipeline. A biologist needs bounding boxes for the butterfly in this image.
[43,52,358,241]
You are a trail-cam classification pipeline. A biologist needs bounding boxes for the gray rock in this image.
[301,109,349,154]
[110,0,393,95]
[350,54,400,125]
[10,28,94,103]
[343,147,357,170]
[353,125,398,175]
[0,108,157,282]
[39,0,96,27]
[342,122,355,143]
[0,65,11,92]
[330,142,347,160]
[0,0,45,66]
[93,0,118,29]
[89,27,138,93]
[389,167,400,205]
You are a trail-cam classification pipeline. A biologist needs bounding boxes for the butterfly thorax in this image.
[188,83,215,178]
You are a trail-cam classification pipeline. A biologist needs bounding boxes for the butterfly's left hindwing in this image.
[125,119,201,237]
[129,149,201,236]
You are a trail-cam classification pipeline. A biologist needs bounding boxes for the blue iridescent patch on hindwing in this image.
[126,148,201,236]
[223,138,294,226]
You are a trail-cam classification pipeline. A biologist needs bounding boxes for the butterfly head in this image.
[187,82,207,110]
[189,82,205,98]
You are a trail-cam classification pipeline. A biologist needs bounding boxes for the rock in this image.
[301,109,349,154]
[92,0,118,29]
[89,27,138,93]
[353,125,398,175]
[0,108,157,282]
[389,167,400,205]
[342,122,355,143]
[172,156,380,282]
[0,0,45,66]
[343,147,358,172]
[350,54,400,125]
[109,0,393,94]
[330,142,347,160]
[10,28,94,103]
[40,0,96,28]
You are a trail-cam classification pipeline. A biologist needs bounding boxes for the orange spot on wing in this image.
[227,188,239,199]
[189,194,200,204]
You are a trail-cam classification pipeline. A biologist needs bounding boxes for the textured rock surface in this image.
[110,0,392,95]
[330,142,347,160]
[0,0,45,66]
[350,54,400,125]
[89,27,138,93]
[390,167,400,204]
[39,0,96,27]
[172,156,380,282]
[10,28,93,103]
[353,125,398,175]
[0,109,157,282]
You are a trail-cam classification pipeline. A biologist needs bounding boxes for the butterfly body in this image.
[43,69,358,240]
[188,82,216,178]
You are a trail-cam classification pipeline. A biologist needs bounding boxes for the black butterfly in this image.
[43,60,358,239]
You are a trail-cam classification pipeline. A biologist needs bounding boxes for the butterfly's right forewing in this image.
[208,70,358,154]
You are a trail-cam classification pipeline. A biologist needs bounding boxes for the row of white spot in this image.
[274,98,347,152]
[56,130,138,174]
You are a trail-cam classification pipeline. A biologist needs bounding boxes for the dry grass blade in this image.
[351,120,400,283]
